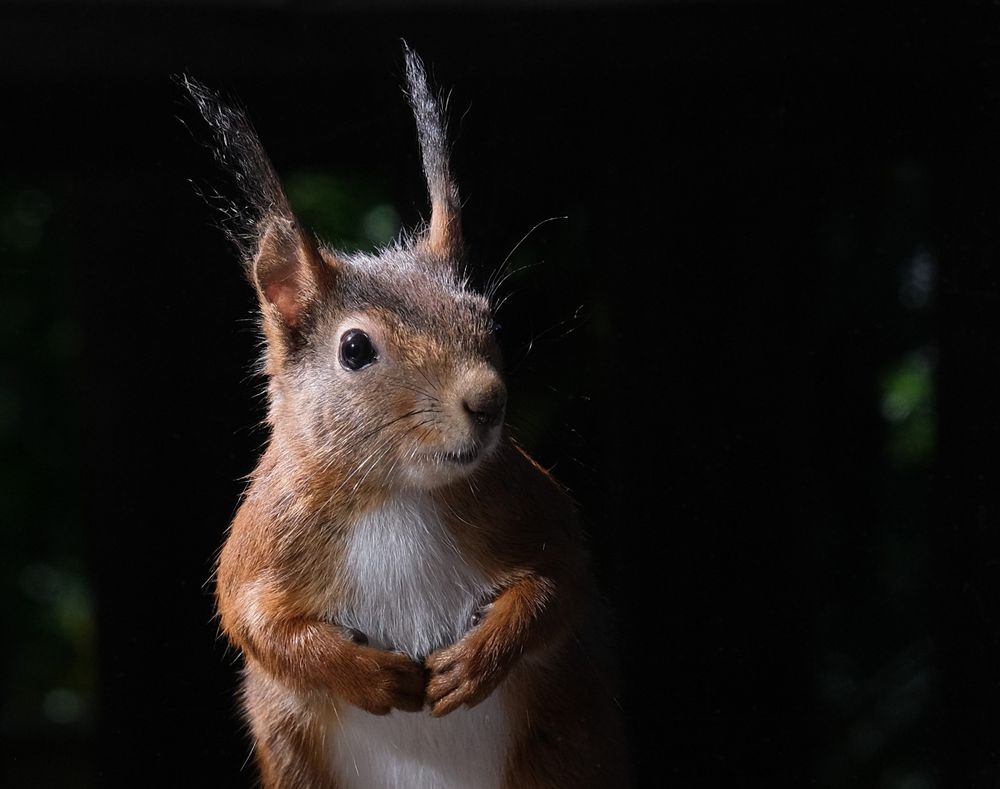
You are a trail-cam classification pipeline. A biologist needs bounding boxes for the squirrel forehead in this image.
[329,252,491,338]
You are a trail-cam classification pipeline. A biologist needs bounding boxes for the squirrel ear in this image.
[252,216,334,329]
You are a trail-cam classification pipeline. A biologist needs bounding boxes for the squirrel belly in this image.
[328,687,509,789]
[327,493,510,788]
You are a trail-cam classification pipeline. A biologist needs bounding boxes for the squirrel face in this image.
[273,243,507,492]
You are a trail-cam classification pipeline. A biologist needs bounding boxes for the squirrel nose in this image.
[462,386,506,428]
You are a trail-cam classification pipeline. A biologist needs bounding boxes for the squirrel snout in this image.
[462,384,507,429]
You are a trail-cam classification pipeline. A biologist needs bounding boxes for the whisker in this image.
[382,418,437,483]
[492,288,520,314]
[414,365,441,396]
[320,431,401,505]
[356,408,440,444]
[486,215,567,299]
[487,262,540,304]
[510,304,586,372]
[386,380,441,402]
[351,439,401,494]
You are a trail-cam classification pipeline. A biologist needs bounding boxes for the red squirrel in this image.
[186,48,629,788]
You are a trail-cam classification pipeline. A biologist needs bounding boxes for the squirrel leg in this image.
[243,666,342,789]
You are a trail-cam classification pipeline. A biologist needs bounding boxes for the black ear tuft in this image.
[175,74,295,270]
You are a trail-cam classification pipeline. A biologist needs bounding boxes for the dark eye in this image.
[339,329,378,370]
[490,320,502,337]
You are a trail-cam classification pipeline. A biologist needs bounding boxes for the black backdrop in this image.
[4,3,1000,787]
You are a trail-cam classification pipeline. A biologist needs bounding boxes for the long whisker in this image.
[356,408,440,444]
[492,287,520,314]
[510,304,586,373]
[486,215,567,299]
[327,408,444,502]
[351,427,417,494]
[487,262,540,304]
[414,364,445,396]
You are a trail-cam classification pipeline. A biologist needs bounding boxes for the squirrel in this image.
[185,47,630,789]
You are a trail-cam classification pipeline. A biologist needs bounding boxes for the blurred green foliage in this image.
[881,351,936,466]
[0,182,96,754]
[285,171,400,253]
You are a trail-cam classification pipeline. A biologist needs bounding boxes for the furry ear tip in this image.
[174,73,215,106]
[402,44,429,86]
[401,39,419,63]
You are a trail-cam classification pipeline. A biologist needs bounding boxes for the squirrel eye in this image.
[339,329,378,371]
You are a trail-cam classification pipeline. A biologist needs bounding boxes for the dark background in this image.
[4,2,1000,787]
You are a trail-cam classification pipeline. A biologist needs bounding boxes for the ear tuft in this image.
[402,45,463,261]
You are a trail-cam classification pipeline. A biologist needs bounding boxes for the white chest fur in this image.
[327,493,510,789]
[332,492,490,658]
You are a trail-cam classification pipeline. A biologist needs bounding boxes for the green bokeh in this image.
[0,181,96,771]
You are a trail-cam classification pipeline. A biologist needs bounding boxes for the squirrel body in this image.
[192,49,629,788]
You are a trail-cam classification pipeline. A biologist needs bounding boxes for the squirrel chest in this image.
[330,492,491,659]
[326,493,511,789]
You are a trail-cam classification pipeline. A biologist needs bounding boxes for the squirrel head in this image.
[184,48,506,493]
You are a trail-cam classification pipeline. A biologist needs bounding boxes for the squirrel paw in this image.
[341,644,427,715]
[424,637,507,717]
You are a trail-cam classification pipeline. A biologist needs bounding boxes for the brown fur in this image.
[199,49,630,788]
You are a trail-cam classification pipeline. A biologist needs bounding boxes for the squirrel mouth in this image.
[433,447,481,465]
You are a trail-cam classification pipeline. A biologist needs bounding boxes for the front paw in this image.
[340,643,427,716]
[424,637,509,717]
